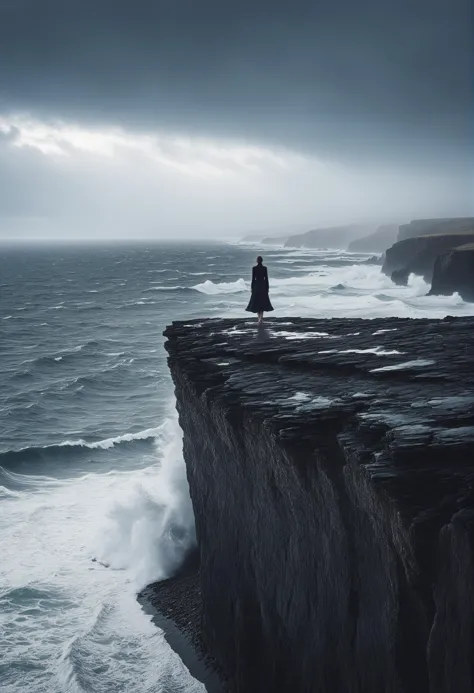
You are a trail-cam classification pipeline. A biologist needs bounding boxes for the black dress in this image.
[246,264,274,313]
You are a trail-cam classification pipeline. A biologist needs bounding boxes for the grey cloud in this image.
[0,129,472,241]
[0,0,472,166]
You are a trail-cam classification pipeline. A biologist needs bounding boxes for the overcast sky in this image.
[0,0,472,240]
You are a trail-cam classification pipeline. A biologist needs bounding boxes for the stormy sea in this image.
[1,241,473,693]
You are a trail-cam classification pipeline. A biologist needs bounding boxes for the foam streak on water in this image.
[0,241,472,692]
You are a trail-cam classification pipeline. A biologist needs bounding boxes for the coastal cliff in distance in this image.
[382,233,474,285]
[347,224,398,253]
[284,224,375,249]
[397,218,474,242]
[163,317,474,693]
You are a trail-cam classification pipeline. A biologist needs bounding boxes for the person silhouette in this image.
[245,256,274,324]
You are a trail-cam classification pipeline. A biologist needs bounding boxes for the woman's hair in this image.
[256,256,263,264]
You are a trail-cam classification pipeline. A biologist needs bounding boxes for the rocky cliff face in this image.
[430,244,474,301]
[382,234,474,285]
[397,218,474,242]
[164,317,474,693]
[347,224,398,253]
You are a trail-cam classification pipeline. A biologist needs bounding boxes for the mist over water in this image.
[1,241,473,692]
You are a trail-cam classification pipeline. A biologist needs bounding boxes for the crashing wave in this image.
[0,427,162,467]
[192,278,248,294]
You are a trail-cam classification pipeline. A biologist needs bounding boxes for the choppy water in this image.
[1,241,473,692]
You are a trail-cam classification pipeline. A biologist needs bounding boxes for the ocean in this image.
[1,241,473,692]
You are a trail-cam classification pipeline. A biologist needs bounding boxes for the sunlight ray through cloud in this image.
[0,115,301,179]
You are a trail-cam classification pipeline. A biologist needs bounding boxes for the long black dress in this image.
[246,264,274,313]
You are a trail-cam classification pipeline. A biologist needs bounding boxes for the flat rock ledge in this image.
[160,316,474,693]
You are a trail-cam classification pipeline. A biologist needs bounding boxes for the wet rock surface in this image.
[430,243,474,302]
[382,233,474,285]
[163,317,474,693]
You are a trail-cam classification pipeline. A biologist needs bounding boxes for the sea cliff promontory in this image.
[382,233,474,286]
[150,317,474,693]
[284,224,375,249]
[397,218,474,242]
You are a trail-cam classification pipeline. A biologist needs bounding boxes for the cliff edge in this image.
[398,218,474,242]
[163,317,474,693]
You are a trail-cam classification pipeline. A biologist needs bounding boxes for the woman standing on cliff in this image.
[246,256,274,324]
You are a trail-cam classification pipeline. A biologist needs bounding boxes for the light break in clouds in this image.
[0,115,472,241]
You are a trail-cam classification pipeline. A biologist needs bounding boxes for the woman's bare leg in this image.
[257,311,263,324]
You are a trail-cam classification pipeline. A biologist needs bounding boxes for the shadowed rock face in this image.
[164,317,474,693]
[347,224,398,253]
[430,244,474,302]
[382,234,474,285]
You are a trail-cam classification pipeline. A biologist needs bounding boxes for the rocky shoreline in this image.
[139,551,227,693]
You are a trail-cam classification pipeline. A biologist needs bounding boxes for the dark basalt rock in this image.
[347,224,398,253]
[164,316,474,693]
[429,244,474,302]
[382,234,474,285]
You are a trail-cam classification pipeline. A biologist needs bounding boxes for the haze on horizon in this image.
[0,0,472,242]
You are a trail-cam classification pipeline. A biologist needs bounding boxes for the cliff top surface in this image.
[389,232,474,248]
[165,316,474,523]
[451,242,474,252]
[398,218,474,241]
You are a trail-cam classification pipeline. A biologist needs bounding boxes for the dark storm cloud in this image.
[0,0,472,164]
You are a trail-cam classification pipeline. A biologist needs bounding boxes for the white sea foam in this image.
[9,427,163,455]
[59,427,162,450]
[217,249,474,320]
[94,413,195,586]
[192,278,248,294]
[0,406,203,693]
